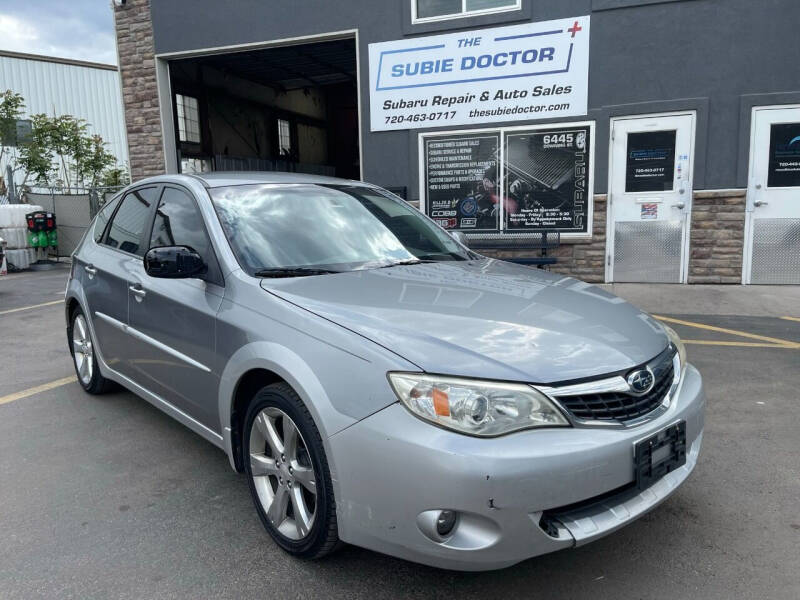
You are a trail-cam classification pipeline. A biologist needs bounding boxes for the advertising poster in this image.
[369,16,590,131]
[423,133,501,231]
[502,126,591,233]
[625,130,676,193]
[767,123,800,188]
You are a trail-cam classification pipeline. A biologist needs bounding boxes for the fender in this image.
[217,341,358,473]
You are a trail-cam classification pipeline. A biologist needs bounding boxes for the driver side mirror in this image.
[144,246,207,279]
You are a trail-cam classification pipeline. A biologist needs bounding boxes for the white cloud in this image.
[0,7,117,66]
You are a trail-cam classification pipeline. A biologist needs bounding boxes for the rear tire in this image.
[69,307,114,394]
[243,382,340,559]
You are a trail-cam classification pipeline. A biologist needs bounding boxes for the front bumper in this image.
[329,364,705,571]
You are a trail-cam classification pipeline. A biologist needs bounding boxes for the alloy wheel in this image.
[72,314,94,386]
[249,407,317,540]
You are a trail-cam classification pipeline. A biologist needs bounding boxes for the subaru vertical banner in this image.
[368,16,590,132]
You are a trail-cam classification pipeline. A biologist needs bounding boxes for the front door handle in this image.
[753,200,768,207]
[84,264,97,277]
[129,284,147,301]
[672,202,685,210]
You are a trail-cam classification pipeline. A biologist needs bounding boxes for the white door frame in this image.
[605,110,697,283]
[742,103,800,284]
[154,29,363,179]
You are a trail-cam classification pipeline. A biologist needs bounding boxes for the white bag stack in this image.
[0,227,28,249]
[0,204,44,270]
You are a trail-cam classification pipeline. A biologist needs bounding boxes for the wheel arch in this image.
[218,342,357,474]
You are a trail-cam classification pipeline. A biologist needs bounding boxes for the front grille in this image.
[558,351,675,423]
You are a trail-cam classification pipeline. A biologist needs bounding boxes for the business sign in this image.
[503,125,591,233]
[767,123,800,188]
[625,130,677,193]
[422,123,594,235]
[369,16,590,132]
[423,133,500,231]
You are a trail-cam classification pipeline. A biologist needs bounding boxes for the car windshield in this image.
[209,183,472,275]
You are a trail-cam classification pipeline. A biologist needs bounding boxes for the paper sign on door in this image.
[641,203,658,220]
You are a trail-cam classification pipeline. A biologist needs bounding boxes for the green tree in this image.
[98,164,131,188]
[80,135,117,187]
[1,90,125,190]
[0,90,25,173]
[16,114,54,187]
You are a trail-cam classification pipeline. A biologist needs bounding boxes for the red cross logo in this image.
[567,20,582,38]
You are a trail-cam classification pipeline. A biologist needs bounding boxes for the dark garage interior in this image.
[167,38,360,180]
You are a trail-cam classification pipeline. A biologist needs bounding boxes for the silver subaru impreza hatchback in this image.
[65,172,704,571]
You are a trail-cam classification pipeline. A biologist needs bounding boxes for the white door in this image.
[744,106,800,284]
[607,113,695,283]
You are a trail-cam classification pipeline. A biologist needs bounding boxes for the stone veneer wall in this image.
[414,190,747,284]
[687,189,746,284]
[114,0,165,181]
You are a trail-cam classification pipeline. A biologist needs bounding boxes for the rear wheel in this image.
[69,308,113,394]
[244,382,339,558]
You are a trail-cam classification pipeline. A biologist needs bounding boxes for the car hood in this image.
[260,259,669,384]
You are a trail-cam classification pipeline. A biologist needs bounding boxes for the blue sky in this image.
[0,0,117,65]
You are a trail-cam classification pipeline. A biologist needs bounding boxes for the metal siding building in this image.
[0,51,128,182]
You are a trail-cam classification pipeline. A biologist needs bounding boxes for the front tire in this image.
[243,382,339,559]
[69,307,113,394]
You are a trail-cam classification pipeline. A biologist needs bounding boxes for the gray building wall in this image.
[149,0,800,198]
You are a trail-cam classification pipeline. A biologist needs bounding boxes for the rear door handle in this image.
[84,264,97,278]
[753,200,768,207]
[129,284,147,301]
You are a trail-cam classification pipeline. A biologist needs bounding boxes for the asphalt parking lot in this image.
[1,265,799,599]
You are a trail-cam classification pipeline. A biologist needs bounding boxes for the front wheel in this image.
[244,382,339,559]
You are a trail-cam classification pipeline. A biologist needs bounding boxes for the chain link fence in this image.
[21,186,123,257]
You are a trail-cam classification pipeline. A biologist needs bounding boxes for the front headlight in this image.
[662,324,687,371]
[387,373,569,437]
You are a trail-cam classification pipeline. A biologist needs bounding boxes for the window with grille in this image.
[277,118,293,156]
[413,0,520,22]
[176,94,201,144]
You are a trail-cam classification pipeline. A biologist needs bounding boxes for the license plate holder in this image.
[634,421,687,491]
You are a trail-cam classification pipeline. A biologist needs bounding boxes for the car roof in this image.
[177,171,365,188]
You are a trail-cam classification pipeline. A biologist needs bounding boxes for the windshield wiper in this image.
[254,267,340,278]
[373,258,436,269]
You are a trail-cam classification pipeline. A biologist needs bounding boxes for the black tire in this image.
[68,306,115,394]
[243,382,340,559]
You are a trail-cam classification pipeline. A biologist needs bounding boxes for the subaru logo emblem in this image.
[627,368,655,395]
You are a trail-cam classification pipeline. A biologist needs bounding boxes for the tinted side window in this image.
[92,196,120,243]
[150,187,222,284]
[104,187,158,256]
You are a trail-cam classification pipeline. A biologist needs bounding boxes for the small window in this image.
[104,187,159,256]
[150,187,222,284]
[277,118,293,157]
[92,196,120,243]
[176,94,201,144]
[413,0,519,22]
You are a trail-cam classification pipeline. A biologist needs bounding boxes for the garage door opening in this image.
[165,37,359,180]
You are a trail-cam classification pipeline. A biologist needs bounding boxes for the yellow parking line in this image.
[682,340,797,348]
[780,316,800,323]
[654,315,800,349]
[0,376,75,406]
[0,300,62,316]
